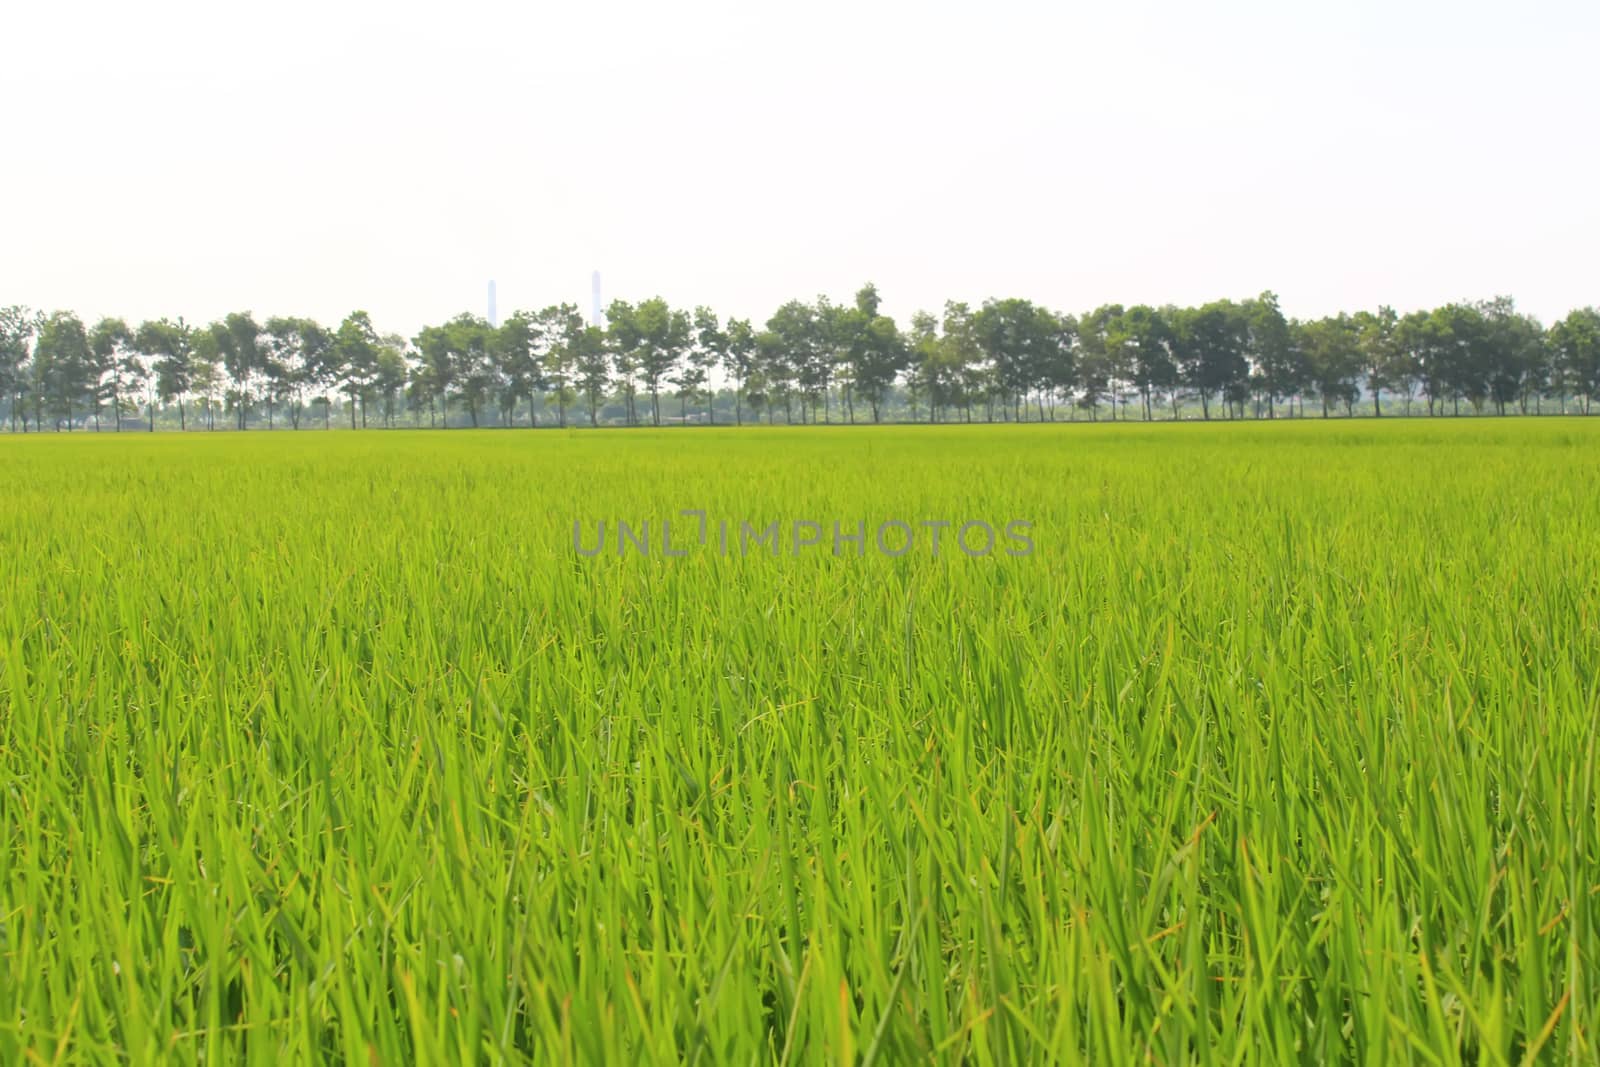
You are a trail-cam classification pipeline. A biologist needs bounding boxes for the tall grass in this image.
[2,420,1597,1063]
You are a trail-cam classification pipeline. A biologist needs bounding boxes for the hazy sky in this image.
[5,0,1598,335]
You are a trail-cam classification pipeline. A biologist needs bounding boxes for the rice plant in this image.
[1,420,1597,1063]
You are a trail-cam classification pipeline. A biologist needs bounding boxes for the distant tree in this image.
[0,306,34,432]
[636,300,689,426]
[604,299,642,425]
[804,296,848,423]
[756,327,797,423]
[765,301,823,422]
[676,306,723,424]
[191,326,224,430]
[413,322,454,427]
[1550,308,1600,414]
[137,318,195,430]
[496,310,545,426]
[1352,306,1400,417]
[1244,292,1296,419]
[333,311,381,428]
[574,325,611,426]
[1076,305,1120,420]
[301,319,334,428]
[1109,305,1176,421]
[848,289,909,423]
[1172,301,1248,420]
[1392,310,1435,415]
[939,302,986,423]
[1476,296,1544,415]
[722,317,757,426]
[906,310,941,421]
[1298,315,1363,416]
[263,316,329,429]
[215,312,264,429]
[818,292,861,423]
[88,317,135,431]
[974,298,1060,422]
[447,314,495,428]
[1431,304,1489,415]
[405,353,440,428]
[373,338,409,427]
[33,311,94,430]
[1039,311,1076,421]
[539,303,585,428]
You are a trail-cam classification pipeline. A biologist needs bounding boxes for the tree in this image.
[847,286,909,423]
[413,323,454,427]
[1172,301,1248,420]
[191,326,224,430]
[1392,311,1433,415]
[1352,306,1400,417]
[974,298,1060,422]
[495,310,545,427]
[446,314,495,428]
[0,306,34,432]
[1244,292,1296,418]
[756,327,796,423]
[216,312,263,429]
[1430,304,1489,415]
[86,317,135,431]
[137,318,195,430]
[604,300,643,425]
[405,354,440,428]
[1110,305,1176,421]
[333,311,381,428]
[817,286,896,424]
[1076,305,1120,420]
[574,325,611,427]
[907,309,988,422]
[1297,315,1363,416]
[940,302,986,423]
[677,306,724,424]
[765,301,823,422]
[1040,312,1076,421]
[631,298,690,426]
[373,339,409,427]
[33,312,94,430]
[1476,296,1544,415]
[1550,308,1600,414]
[263,316,330,429]
[540,304,585,429]
[723,318,757,426]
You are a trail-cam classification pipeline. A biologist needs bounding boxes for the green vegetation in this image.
[2,421,1598,1063]
[5,292,1600,432]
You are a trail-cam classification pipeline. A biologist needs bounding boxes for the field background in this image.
[3,421,1598,1064]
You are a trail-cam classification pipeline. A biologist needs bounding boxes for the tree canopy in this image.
[3,290,1596,431]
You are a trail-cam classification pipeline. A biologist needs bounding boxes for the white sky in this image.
[4,0,1597,335]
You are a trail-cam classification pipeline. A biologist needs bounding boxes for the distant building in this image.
[591,270,603,328]
[488,280,498,328]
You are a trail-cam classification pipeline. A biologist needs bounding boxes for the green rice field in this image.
[2,420,1598,1064]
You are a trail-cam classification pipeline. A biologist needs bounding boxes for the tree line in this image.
[3,287,1599,432]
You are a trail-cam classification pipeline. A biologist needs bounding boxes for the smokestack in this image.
[591,270,602,328]
[487,280,499,328]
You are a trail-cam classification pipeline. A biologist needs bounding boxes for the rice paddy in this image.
[2,420,1598,1064]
